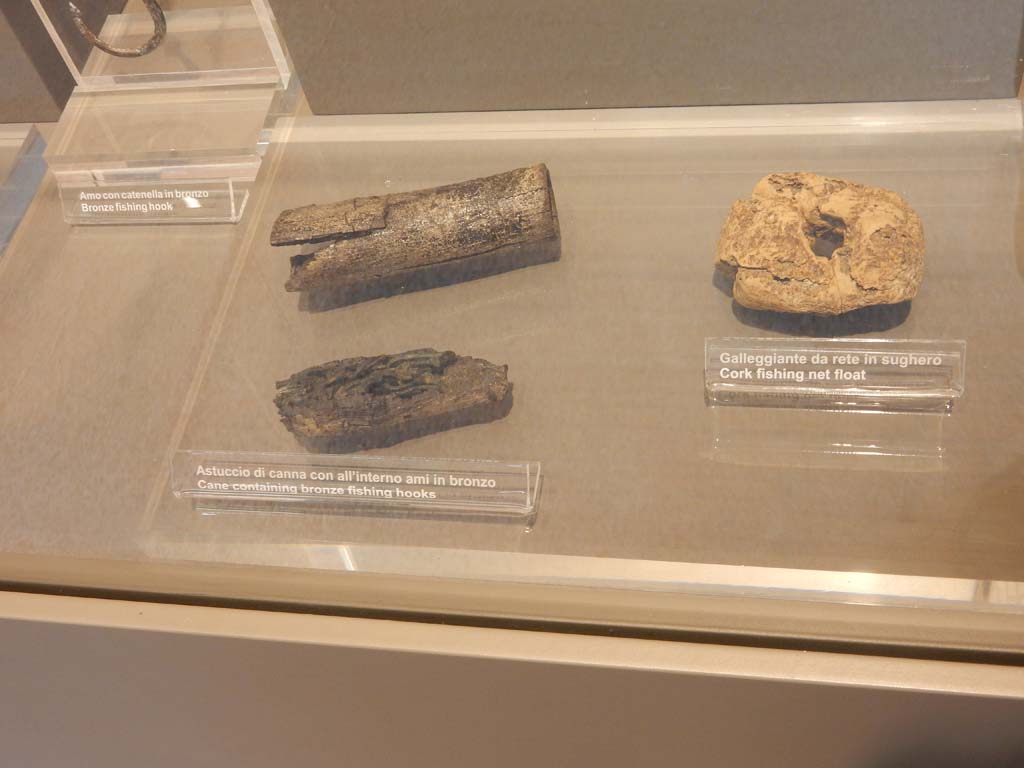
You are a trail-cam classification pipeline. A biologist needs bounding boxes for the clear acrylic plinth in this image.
[45,83,289,225]
[30,0,290,91]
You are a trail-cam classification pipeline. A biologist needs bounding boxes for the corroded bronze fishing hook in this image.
[68,0,166,58]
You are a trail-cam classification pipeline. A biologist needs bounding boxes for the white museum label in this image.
[60,181,246,224]
[172,451,540,520]
[705,337,966,413]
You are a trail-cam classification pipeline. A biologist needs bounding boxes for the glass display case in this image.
[2,3,1023,660]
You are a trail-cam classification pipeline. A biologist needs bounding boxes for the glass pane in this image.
[2,102,1022,650]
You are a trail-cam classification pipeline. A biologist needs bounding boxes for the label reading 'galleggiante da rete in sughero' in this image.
[705,337,966,413]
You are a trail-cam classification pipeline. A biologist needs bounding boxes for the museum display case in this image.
[2,100,1023,656]
[1,1,1023,664]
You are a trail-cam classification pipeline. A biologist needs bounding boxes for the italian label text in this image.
[173,452,538,516]
[705,337,966,412]
[65,183,236,221]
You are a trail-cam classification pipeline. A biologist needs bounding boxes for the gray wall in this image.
[270,0,1024,115]
[0,3,74,122]
[0,0,129,123]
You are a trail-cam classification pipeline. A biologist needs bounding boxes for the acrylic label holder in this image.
[43,84,287,225]
[705,337,966,413]
[59,178,248,225]
[172,451,542,521]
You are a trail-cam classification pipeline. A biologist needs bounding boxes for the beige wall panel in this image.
[0,592,1022,768]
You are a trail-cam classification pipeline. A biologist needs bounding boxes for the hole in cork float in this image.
[806,212,846,259]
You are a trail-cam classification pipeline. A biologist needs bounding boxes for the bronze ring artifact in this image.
[68,0,167,58]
